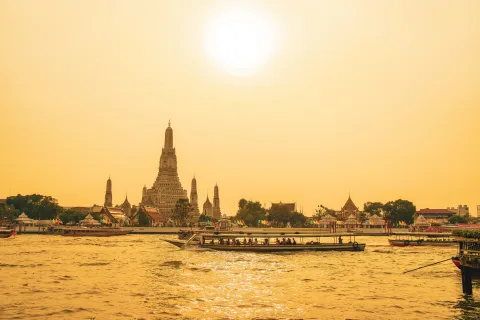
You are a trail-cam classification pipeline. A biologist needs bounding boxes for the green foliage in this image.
[364,202,384,216]
[359,212,367,222]
[137,210,150,227]
[6,194,60,220]
[234,200,267,227]
[453,229,480,239]
[268,204,291,226]
[448,215,467,224]
[0,205,21,223]
[289,211,307,227]
[313,205,336,219]
[238,198,248,209]
[171,198,191,226]
[59,209,87,225]
[383,199,416,224]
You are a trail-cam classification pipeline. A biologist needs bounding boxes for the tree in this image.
[172,198,191,226]
[59,209,87,225]
[448,215,467,224]
[364,202,384,216]
[383,199,416,225]
[7,194,60,220]
[268,204,291,227]
[313,205,336,219]
[289,211,307,227]
[137,210,150,226]
[0,205,21,223]
[234,200,267,227]
[238,198,248,209]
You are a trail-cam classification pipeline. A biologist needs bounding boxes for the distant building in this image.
[104,176,113,207]
[203,195,213,217]
[212,184,221,219]
[447,205,470,218]
[271,202,296,212]
[137,205,167,227]
[415,208,456,224]
[337,195,360,221]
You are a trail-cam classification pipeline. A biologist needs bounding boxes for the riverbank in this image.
[17,226,409,235]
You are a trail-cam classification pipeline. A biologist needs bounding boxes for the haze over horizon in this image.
[1,1,479,216]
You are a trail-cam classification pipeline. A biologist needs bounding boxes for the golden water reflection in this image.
[1,235,480,319]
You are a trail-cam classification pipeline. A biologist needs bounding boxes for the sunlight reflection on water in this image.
[1,235,480,319]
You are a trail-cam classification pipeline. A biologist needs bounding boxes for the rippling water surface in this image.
[1,235,480,319]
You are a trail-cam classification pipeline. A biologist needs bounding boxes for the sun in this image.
[205,6,276,76]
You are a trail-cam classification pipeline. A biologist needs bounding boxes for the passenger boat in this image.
[388,233,456,247]
[60,227,131,237]
[166,232,366,252]
[451,230,480,274]
[0,229,14,238]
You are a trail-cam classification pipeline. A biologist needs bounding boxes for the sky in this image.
[1,0,479,216]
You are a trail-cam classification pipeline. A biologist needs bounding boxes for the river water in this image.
[1,234,479,320]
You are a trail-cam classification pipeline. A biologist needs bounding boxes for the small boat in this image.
[166,232,366,252]
[0,229,14,238]
[388,233,456,247]
[60,227,131,237]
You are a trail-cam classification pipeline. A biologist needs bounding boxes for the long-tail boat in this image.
[166,232,366,252]
[60,227,131,237]
[388,233,455,247]
[0,229,14,238]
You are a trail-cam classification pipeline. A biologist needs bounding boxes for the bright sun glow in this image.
[205,6,276,76]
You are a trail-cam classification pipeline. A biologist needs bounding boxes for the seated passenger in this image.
[226,239,230,245]
[248,238,252,245]
[292,238,296,245]
[287,238,292,245]
[254,238,258,245]
[275,238,280,245]
[236,239,241,245]
[243,238,247,245]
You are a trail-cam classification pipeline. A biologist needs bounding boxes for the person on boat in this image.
[338,236,343,244]
[235,239,241,245]
[219,238,224,245]
[226,239,230,245]
[292,238,296,245]
[281,238,286,245]
[243,238,247,245]
[287,238,292,245]
[248,238,252,245]
[254,238,258,245]
[264,238,269,245]
[275,238,280,245]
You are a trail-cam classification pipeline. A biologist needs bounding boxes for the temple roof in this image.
[416,209,455,215]
[203,196,212,207]
[342,195,358,211]
[271,202,296,212]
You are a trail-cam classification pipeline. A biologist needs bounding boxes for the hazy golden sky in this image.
[1,0,479,215]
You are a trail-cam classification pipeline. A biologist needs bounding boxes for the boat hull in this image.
[389,239,455,247]
[0,231,13,238]
[199,243,365,252]
[451,257,480,275]
[61,230,131,237]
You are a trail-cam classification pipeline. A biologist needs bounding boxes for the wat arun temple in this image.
[139,121,221,221]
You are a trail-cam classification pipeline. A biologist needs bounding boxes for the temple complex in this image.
[141,121,188,216]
